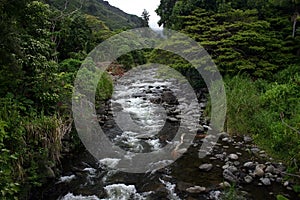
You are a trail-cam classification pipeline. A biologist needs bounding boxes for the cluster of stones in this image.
[184,133,296,199]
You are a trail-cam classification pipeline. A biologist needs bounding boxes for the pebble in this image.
[251,147,260,154]
[218,132,230,138]
[223,169,238,183]
[228,154,239,160]
[265,165,275,173]
[244,175,253,183]
[233,161,240,166]
[199,163,213,171]
[243,161,255,168]
[260,178,271,186]
[227,166,238,173]
[219,181,231,188]
[254,168,264,177]
[276,177,283,183]
[186,186,206,193]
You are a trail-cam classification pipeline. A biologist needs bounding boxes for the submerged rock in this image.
[260,178,271,186]
[199,163,213,171]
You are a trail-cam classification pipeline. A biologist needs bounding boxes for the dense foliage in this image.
[156,0,300,171]
[0,0,146,198]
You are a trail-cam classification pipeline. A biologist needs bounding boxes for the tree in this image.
[141,9,150,27]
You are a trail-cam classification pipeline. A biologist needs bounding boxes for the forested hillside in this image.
[156,0,300,174]
[46,0,144,30]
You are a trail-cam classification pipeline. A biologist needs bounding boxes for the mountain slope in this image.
[46,0,143,30]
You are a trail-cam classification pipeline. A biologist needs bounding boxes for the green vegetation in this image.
[156,0,300,171]
[46,0,144,30]
[0,0,144,199]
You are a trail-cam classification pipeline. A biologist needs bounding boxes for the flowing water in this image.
[34,66,298,200]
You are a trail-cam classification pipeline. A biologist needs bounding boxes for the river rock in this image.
[132,93,146,98]
[161,91,178,104]
[233,161,240,166]
[260,178,271,186]
[254,167,265,177]
[223,169,238,183]
[149,97,162,104]
[219,181,231,188]
[265,165,275,174]
[228,154,239,160]
[218,132,230,139]
[186,186,206,193]
[244,175,253,183]
[228,166,238,173]
[167,117,179,122]
[251,147,260,154]
[243,161,255,169]
[199,163,213,171]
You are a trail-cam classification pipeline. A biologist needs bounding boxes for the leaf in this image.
[276,194,290,200]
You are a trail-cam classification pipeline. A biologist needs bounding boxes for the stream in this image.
[34,66,298,200]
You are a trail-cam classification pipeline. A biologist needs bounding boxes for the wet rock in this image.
[222,164,229,170]
[251,147,260,154]
[228,154,239,160]
[132,93,146,98]
[243,162,255,169]
[218,132,230,139]
[227,166,238,173]
[244,175,253,183]
[265,165,275,174]
[199,102,206,109]
[161,91,178,104]
[203,125,212,130]
[260,178,271,186]
[186,186,206,193]
[197,126,205,134]
[167,117,179,122]
[254,165,265,177]
[149,97,162,104]
[233,161,240,166]
[199,163,213,171]
[223,169,238,183]
[215,153,225,160]
[287,186,293,190]
[276,177,283,183]
[219,181,231,188]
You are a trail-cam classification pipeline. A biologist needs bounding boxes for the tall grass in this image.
[212,73,300,169]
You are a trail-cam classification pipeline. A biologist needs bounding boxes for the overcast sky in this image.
[106,0,162,29]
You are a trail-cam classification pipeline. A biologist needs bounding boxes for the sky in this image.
[106,0,162,29]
